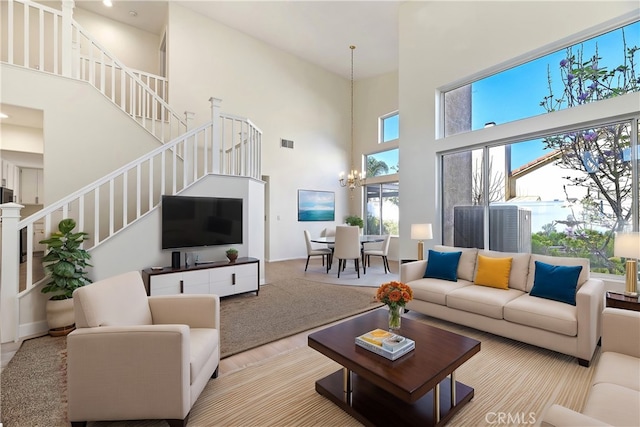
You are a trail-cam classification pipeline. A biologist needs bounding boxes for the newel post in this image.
[1,202,24,343]
[210,97,223,174]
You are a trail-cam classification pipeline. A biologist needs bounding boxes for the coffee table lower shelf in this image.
[316,369,474,427]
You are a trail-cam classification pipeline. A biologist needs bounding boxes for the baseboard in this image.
[18,320,49,341]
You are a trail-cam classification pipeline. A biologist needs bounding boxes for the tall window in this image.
[444,20,639,136]
[366,149,399,177]
[442,120,639,274]
[380,112,399,143]
[365,183,399,235]
[365,112,400,235]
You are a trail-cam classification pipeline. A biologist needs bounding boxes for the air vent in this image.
[280,139,294,149]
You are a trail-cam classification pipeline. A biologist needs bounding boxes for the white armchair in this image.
[67,271,220,427]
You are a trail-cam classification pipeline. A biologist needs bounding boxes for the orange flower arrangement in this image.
[376,281,413,308]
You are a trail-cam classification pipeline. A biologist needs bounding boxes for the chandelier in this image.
[339,45,365,190]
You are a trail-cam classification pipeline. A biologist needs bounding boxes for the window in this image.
[365,183,399,235]
[380,112,399,142]
[441,119,639,274]
[366,149,399,177]
[444,20,640,137]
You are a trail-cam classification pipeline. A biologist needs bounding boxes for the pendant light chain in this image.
[338,45,364,191]
[350,45,355,171]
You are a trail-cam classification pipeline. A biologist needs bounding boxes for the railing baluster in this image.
[109,179,114,235]
[136,163,141,219]
[110,57,116,102]
[53,13,58,73]
[172,145,177,195]
[123,172,128,227]
[182,139,187,188]
[78,195,85,239]
[94,186,100,245]
[148,157,153,209]
[120,68,126,110]
[25,223,33,289]
[193,134,198,183]
[8,0,14,63]
[161,150,166,196]
[23,0,29,67]
[39,9,44,71]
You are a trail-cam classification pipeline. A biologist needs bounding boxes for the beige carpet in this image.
[220,277,381,358]
[1,311,599,427]
[268,257,400,288]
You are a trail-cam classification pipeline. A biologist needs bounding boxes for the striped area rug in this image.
[1,313,598,426]
[196,313,598,426]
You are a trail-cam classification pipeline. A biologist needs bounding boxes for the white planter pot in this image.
[46,298,75,334]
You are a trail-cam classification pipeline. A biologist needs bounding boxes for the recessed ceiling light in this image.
[0,113,9,119]
[103,0,113,7]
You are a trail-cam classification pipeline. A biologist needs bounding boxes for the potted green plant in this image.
[40,218,92,336]
[345,215,364,229]
[226,248,238,263]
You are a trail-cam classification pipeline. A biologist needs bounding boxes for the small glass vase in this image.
[388,305,403,331]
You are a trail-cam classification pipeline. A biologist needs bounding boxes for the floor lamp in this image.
[614,232,640,297]
[411,223,433,261]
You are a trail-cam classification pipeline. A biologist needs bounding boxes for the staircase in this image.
[0,0,263,343]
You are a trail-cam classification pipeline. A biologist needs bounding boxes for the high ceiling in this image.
[75,0,401,80]
[1,1,400,128]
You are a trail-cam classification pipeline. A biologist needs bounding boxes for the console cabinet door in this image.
[182,270,210,294]
[150,273,182,296]
[233,263,259,294]
[209,266,236,297]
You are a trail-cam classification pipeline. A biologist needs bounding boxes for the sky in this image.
[471,21,640,170]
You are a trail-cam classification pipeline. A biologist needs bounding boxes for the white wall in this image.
[354,71,399,213]
[398,1,640,260]
[73,7,163,75]
[1,124,43,153]
[1,64,163,204]
[89,174,265,282]
[167,3,356,262]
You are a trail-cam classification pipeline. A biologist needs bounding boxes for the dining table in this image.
[310,235,385,245]
[310,235,385,273]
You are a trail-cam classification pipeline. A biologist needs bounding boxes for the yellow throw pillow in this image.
[474,255,513,290]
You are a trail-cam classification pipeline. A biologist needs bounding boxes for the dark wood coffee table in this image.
[308,309,480,426]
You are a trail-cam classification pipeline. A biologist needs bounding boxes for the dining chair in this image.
[320,227,336,254]
[304,230,333,273]
[334,225,362,278]
[363,234,391,273]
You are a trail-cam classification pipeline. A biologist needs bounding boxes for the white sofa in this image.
[400,245,604,366]
[542,308,640,426]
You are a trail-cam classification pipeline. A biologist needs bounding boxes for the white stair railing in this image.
[1,0,186,143]
[0,99,262,342]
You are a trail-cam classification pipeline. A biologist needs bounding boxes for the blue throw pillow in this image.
[530,261,582,306]
[423,250,462,282]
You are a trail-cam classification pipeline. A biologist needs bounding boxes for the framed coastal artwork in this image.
[297,190,335,222]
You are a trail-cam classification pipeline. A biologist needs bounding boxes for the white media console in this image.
[141,257,260,297]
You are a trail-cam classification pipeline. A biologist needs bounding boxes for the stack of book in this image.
[355,328,415,360]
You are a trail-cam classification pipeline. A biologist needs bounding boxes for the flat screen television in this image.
[161,195,243,249]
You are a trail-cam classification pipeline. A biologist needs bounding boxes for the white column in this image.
[1,202,24,343]
[61,0,75,77]
[210,97,223,174]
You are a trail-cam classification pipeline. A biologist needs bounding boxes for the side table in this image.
[606,291,640,312]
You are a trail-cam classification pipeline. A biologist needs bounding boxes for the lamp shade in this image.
[411,223,433,240]
[614,232,640,259]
